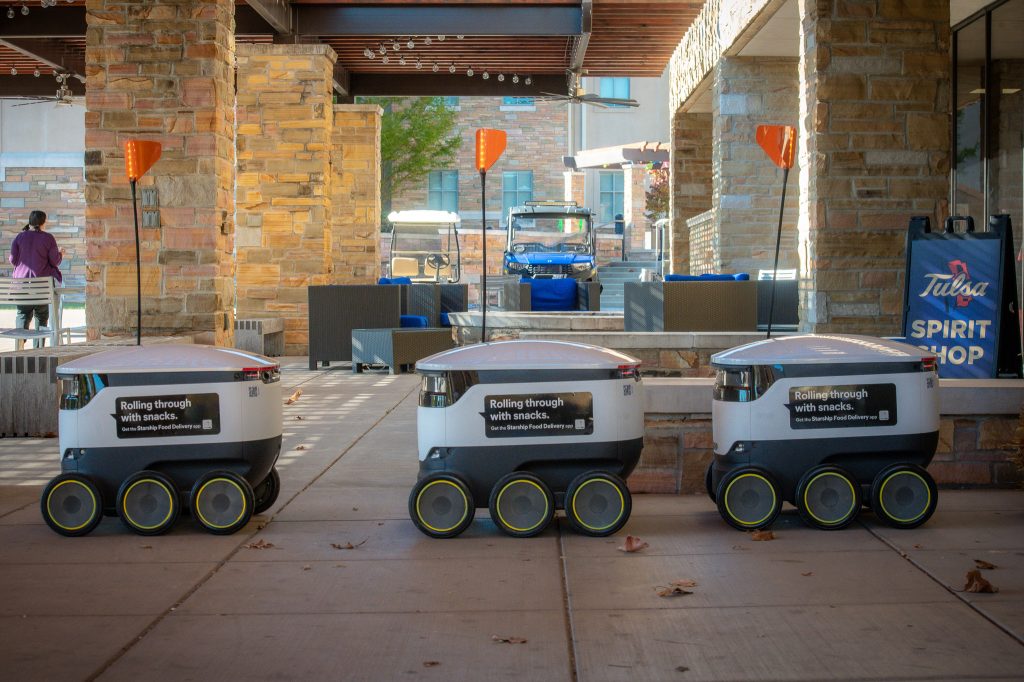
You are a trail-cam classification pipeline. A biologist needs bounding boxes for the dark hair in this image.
[22,210,46,231]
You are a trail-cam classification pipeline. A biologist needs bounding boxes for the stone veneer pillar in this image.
[623,164,648,250]
[713,57,800,276]
[84,0,236,344]
[331,104,383,285]
[669,111,713,274]
[798,0,950,333]
[563,171,585,206]
[235,44,336,356]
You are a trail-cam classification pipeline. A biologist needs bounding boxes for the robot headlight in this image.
[419,373,450,408]
[714,366,775,402]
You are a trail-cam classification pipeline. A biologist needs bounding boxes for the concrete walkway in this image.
[1,359,1023,681]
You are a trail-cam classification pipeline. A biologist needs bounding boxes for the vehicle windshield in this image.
[392,222,457,254]
[509,214,592,253]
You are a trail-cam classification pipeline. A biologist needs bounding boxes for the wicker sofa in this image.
[624,280,758,332]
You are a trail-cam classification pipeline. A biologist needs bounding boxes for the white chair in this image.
[0,276,60,349]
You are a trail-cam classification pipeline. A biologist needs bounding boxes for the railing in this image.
[687,209,718,274]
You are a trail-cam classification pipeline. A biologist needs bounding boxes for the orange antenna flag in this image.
[124,140,162,181]
[475,128,507,172]
[756,125,796,170]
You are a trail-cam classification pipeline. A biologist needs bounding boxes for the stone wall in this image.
[797,0,951,334]
[669,112,713,274]
[668,0,721,114]
[331,105,382,285]
[0,167,86,286]
[84,0,236,345]
[235,44,335,355]
[390,97,567,226]
[714,57,799,275]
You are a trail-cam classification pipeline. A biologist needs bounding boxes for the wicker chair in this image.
[624,281,757,332]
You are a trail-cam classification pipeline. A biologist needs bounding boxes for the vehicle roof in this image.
[711,334,934,366]
[387,210,460,225]
[417,340,639,371]
[509,205,592,216]
[57,345,277,374]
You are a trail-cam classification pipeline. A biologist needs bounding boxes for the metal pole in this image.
[480,169,487,343]
[130,178,142,346]
[766,166,789,340]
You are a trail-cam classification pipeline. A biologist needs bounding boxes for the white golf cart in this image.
[387,210,462,283]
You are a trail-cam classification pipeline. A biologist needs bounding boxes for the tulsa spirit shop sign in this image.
[902,215,1020,378]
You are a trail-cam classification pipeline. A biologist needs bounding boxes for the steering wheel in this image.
[425,253,451,280]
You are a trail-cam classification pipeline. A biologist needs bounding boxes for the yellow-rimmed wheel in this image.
[871,464,937,529]
[41,473,103,537]
[253,467,281,515]
[190,471,254,535]
[716,467,781,531]
[117,470,179,536]
[796,465,860,530]
[488,472,554,538]
[409,473,475,539]
[564,471,631,537]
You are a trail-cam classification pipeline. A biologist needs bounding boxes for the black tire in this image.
[870,464,937,529]
[190,470,254,535]
[796,465,860,530]
[716,467,781,531]
[253,467,281,515]
[488,472,555,538]
[564,471,632,537]
[704,459,716,502]
[409,473,475,539]
[40,473,103,537]
[117,470,179,536]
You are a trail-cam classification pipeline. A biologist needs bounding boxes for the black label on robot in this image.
[113,393,221,438]
[481,392,594,438]
[786,384,897,430]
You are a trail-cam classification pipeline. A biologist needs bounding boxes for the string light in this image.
[437,35,445,42]
[392,41,401,51]
[482,71,489,80]
[512,74,519,84]
[21,5,29,16]
[448,63,456,73]
[9,67,16,76]
[378,44,386,55]
[424,36,432,45]
[33,69,39,77]
[525,76,532,85]
[467,67,474,77]
[406,39,415,49]
[363,48,372,58]
[497,73,505,82]
[399,56,406,66]
[6,8,13,18]
[381,55,389,64]
[416,59,423,70]
[432,62,439,72]
[457,35,464,40]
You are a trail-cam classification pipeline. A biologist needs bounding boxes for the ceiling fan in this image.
[537,69,639,108]
[6,72,77,107]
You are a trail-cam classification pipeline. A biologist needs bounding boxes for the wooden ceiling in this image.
[0,1,703,97]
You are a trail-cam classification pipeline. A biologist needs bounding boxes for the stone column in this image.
[235,44,336,356]
[563,170,585,206]
[669,111,713,275]
[85,1,236,345]
[623,164,648,250]
[331,104,383,284]
[714,57,800,276]
[798,0,950,334]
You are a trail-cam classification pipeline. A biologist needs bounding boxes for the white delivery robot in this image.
[41,345,283,537]
[709,335,940,531]
[411,341,645,538]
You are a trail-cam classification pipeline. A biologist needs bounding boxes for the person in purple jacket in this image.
[8,210,63,347]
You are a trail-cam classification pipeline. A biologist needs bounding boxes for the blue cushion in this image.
[665,273,750,282]
[380,276,413,285]
[400,315,428,328]
[440,312,451,327]
[526,278,578,311]
[378,277,392,284]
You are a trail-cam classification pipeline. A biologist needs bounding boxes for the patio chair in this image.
[0,276,62,349]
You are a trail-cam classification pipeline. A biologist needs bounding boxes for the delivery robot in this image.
[41,345,283,537]
[708,334,940,531]
[410,340,644,538]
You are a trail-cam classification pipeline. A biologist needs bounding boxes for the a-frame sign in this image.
[902,214,1021,378]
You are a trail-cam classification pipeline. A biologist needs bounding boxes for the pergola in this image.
[0,0,703,98]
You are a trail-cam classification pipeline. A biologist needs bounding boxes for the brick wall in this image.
[797,0,951,334]
[669,112,713,275]
[0,167,86,285]
[391,97,567,226]
[331,104,382,285]
[84,0,236,345]
[714,57,800,276]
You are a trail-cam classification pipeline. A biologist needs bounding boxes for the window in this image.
[598,171,625,223]
[502,171,533,218]
[599,77,630,106]
[441,96,459,109]
[502,96,535,107]
[428,170,459,212]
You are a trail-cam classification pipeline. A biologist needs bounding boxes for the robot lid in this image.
[712,334,935,367]
[417,340,640,372]
[57,345,278,375]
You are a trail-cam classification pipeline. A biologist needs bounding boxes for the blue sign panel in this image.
[904,238,1001,377]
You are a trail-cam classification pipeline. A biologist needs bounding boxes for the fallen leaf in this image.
[140,545,152,550]
[352,507,359,511]
[731,544,750,551]
[974,559,997,570]
[913,544,923,549]
[750,530,775,541]
[302,564,311,571]
[655,580,696,598]
[618,535,649,553]
[255,522,267,531]
[676,666,690,673]
[423,661,441,668]
[285,388,303,405]
[492,635,528,644]
[243,539,275,550]
[295,416,304,421]
[801,571,813,577]
[963,569,999,593]
[331,539,367,550]
[295,445,307,451]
